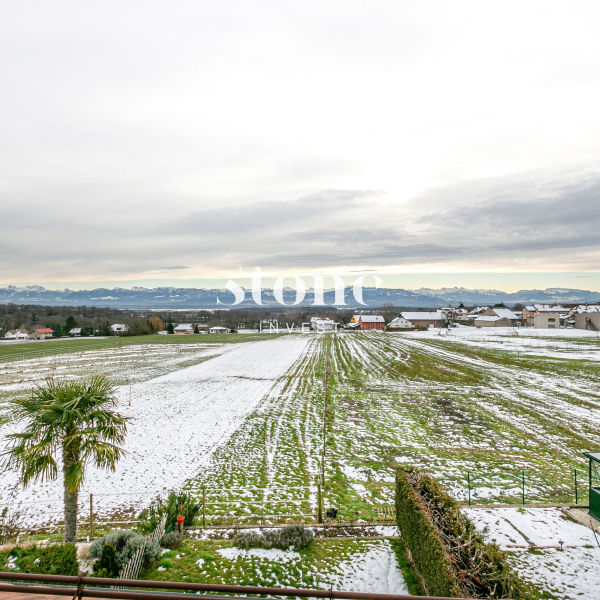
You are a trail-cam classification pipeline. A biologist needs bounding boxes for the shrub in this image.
[275,525,314,550]
[138,491,201,534]
[90,530,160,571]
[233,530,264,550]
[395,467,531,599]
[160,532,184,549]
[233,526,313,551]
[31,544,79,576]
[92,543,120,578]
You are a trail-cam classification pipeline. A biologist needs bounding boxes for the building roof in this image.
[70,328,82,334]
[32,328,53,334]
[490,308,519,320]
[359,315,385,323]
[401,311,445,320]
[474,315,510,322]
[209,326,229,330]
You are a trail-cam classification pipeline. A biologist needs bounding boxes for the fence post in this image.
[89,494,94,539]
[317,481,323,524]
[521,470,525,506]
[467,471,471,507]
[202,487,206,528]
[575,469,578,505]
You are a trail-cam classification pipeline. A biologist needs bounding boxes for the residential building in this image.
[465,307,489,321]
[4,329,30,340]
[310,317,338,332]
[387,316,414,330]
[69,328,82,337]
[400,311,446,328]
[356,315,385,330]
[209,326,230,334]
[111,324,130,334]
[473,316,513,327]
[173,323,194,334]
[575,313,600,332]
[29,328,54,340]
[481,307,519,322]
[533,313,560,329]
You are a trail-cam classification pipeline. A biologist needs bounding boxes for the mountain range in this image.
[1,285,599,309]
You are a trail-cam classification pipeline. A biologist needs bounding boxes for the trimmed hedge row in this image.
[395,466,531,599]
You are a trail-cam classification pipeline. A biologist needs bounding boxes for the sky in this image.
[1,1,600,292]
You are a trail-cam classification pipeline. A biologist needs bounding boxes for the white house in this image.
[69,328,82,337]
[174,323,194,334]
[400,311,446,328]
[310,317,339,332]
[4,329,29,340]
[209,326,230,334]
[111,324,130,334]
[387,316,414,330]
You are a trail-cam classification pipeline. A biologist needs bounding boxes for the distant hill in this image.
[1,285,599,309]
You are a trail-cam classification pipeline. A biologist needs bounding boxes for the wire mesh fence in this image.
[5,466,590,541]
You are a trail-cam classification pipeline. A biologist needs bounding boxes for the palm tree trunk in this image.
[63,440,79,543]
[64,485,78,542]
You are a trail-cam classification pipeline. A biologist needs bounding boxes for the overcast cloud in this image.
[1,1,599,285]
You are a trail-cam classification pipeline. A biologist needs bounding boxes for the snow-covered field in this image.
[216,541,408,594]
[1,336,311,525]
[400,326,600,361]
[465,507,600,599]
[2,329,599,529]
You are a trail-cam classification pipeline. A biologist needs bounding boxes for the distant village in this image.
[4,302,599,340]
[310,303,600,332]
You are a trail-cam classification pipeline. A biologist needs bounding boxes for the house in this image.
[29,328,54,340]
[111,324,129,334]
[387,316,414,330]
[209,326,230,334]
[524,304,570,325]
[575,312,600,331]
[533,313,560,329]
[465,307,489,321]
[473,316,513,327]
[400,311,446,328]
[310,317,338,332]
[481,307,519,322]
[69,328,82,337]
[4,329,30,340]
[356,315,385,330]
[173,324,194,334]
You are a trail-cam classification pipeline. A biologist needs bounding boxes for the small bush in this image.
[160,532,184,549]
[233,526,313,551]
[233,530,264,550]
[92,543,120,578]
[90,530,160,571]
[275,525,314,550]
[32,544,79,576]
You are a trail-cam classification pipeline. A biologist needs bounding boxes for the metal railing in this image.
[0,571,474,600]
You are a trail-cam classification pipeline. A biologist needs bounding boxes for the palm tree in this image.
[2,375,128,542]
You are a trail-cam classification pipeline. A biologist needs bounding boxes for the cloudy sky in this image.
[1,1,599,291]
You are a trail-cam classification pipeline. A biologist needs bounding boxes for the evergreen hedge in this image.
[395,466,531,599]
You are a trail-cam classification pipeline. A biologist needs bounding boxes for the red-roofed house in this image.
[29,328,54,340]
